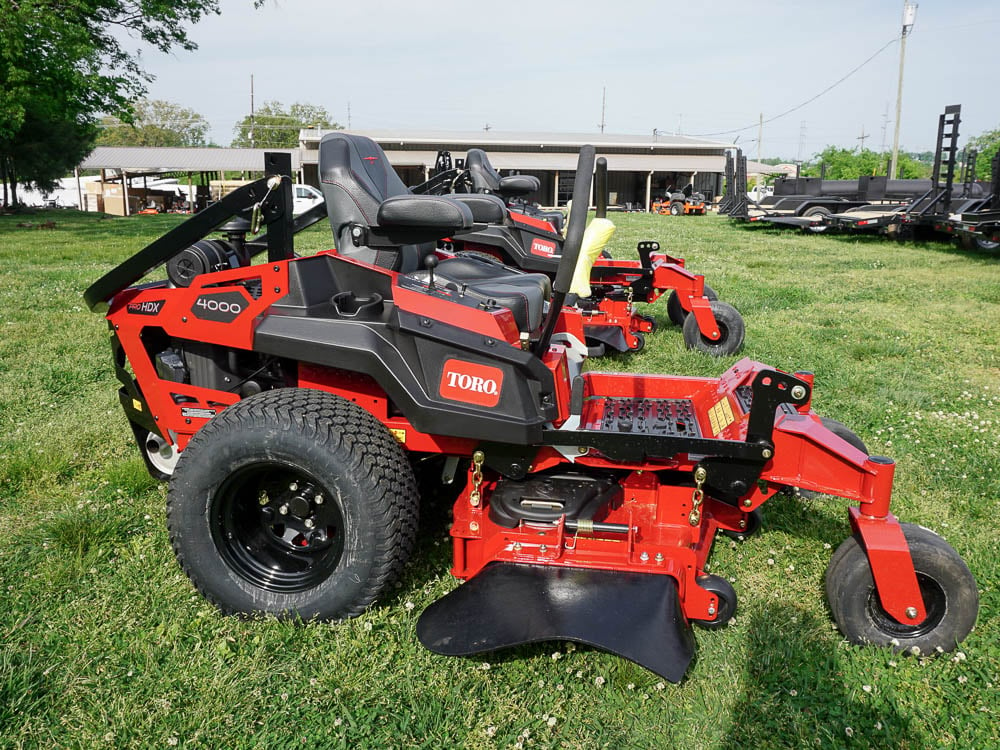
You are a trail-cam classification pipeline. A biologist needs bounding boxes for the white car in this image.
[293,184,324,216]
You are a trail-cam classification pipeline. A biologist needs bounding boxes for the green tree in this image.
[97,100,210,148]
[966,128,999,181]
[0,0,220,206]
[232,102,341,149]
[800,146,929,180]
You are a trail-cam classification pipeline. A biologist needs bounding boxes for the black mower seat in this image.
[319,132,549,331]
[412,255,551,332]
[466,148,540,198]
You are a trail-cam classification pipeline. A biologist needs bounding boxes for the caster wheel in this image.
[692,575,737,630]
[682,300,745,356]
[719,508,763,542]
[825,524,978,654]
[666,285,717,326]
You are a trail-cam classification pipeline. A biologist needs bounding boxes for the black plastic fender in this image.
[417,562,695,682]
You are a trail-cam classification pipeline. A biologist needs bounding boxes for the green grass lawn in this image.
[1,209,998,749]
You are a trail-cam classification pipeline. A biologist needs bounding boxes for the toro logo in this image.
[127,299,165,316]
[439,359,503,407]
[530,238,558,258]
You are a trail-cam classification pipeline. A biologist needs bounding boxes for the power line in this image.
[680,37,899,138]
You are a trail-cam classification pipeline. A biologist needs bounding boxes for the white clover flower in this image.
[551,651,562,660]
[655,682,665,691]
[627,683,635,690]
[845,727,854,738]
[789,689,798,697]
[958,675,968,684]
[334,718,343,727]
[547,716,557,728]
[486,726,497,737]
[862,685,872,693]
[594,676,605,687]
[404,601,415,611]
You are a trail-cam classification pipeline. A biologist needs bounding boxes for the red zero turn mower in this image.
[414,147,744,356]
[84,146,978,682]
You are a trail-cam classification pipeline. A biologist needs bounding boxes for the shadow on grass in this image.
[721,602,918,749]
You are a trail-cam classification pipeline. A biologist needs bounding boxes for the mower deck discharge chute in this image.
[84,146,978,682]
[414,146,743,356]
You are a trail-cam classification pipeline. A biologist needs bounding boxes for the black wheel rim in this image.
[211,462,345,593]
[700,319,729,348]
[867,572,947,638]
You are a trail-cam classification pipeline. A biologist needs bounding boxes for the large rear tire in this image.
[167,389,418,620]
[825,524,977,655]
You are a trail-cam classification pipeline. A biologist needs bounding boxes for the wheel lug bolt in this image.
[304,518,315,529]
[289,482,298,491]
[314,494,324,505]
[278,505,289,515]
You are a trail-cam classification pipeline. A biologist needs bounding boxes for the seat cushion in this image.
[409,255,551,331]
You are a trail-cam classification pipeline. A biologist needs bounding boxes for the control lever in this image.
[424,254,439,290]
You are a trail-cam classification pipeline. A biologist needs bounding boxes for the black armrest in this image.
[377,195,473,233]
[498,175,539,197]
[450,193,507,224]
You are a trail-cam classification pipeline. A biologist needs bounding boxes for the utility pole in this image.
[484,123,491,132]
[347,101,351,129]
[676,113,682,135]
[599,87,606,133]
[756,112,763,190]
[890,2,918,179]
[857,125,870,151]
[879,103,890,153]
[249,74,255,149]
[797,120,807,163]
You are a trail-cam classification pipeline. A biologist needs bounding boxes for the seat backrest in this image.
[465,149,502,193]
[319,132,422,270]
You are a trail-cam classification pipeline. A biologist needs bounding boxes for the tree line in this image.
[0,0,340,207]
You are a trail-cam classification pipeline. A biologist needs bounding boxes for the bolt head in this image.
[762,448,773,459]
[743,498,752,507]
[469,521,480,533]
[278,505,288,515]
[655,553,664,562]
[905,606,918,620]
[791,385,807,400]
[707,605,716,616]
[314,494,324,505]
[304,518,314,529]
[289,482,298,491]
[539,545,548,553]
[513,542,522,551]
[640,552,649,562]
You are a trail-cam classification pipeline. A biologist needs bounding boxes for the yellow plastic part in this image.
[569,218,616,297]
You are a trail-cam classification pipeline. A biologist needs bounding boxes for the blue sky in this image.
[136,0,1000,159]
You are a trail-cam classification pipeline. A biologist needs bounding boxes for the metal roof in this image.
[300,128,732,151]
[80,146,302,172]
[300,147,778,176]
